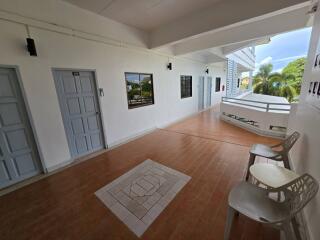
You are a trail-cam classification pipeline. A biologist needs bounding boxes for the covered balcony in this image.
[0,1,318,240]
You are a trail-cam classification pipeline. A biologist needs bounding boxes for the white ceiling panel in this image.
[64,0,114,13]
[63,0,222,30]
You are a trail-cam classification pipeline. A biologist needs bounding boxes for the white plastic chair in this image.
[224,173,318,240]
[245,131,300,181]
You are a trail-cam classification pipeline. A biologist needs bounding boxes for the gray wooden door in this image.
[0,68,41,188]
[198,76,205,111]
[53,70,105,158]
[207,77,212,107]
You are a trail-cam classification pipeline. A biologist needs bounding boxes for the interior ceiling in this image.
[63,0,223,31]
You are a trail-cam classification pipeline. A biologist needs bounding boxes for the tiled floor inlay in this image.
[95,159,191,237]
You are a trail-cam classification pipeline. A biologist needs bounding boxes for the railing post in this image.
[266,103,269,112]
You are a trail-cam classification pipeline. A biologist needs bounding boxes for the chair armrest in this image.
[265,185,292,203]
[271,143,283,148]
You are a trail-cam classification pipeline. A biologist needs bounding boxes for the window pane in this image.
[140,74,153,105]
[126,73,140,107]
[125,73,154,108]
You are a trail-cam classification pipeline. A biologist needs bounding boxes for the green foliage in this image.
[240,76,250,90]
[127,77,153,100]
[253,58,306,102]
[253,64,275,95]
[282,57,306,94]
[268,73,296,102]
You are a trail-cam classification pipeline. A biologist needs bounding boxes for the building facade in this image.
[226,47,256,97]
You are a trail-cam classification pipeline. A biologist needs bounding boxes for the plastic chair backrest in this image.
[282,131,300,153]
[280,173,319,217]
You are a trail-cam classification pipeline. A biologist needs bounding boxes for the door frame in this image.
[198,76,205,111]
[0,64,46,173]
[52,68,107,161]
[207,76,212,107]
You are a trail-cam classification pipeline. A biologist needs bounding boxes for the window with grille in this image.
[181,75,192,98]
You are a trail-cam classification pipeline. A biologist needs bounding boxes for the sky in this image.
[254,27,312,74]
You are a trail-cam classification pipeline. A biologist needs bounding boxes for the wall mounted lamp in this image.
[26,25,37,56]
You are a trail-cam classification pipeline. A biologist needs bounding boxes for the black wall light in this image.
[167,62,172,70]
[205,68,209,74]
[26,38,37,56]
[25,25,37,56]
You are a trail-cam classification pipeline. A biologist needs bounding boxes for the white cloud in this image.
[259,56,272,65]
[254,54,306,73]
[272,54,306,63]
[254,57,273,73]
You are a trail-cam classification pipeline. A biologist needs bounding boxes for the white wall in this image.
[287,4,320,240]
[209,62,227,106]
[0,1,212,171]
[199,62,227,110]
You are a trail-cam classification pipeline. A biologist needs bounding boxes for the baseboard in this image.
[0,108,205,196]
[47,109,203,172]
[45,127,158,173]
[108,108,207,147]
[0,148,109,196]
[107,127,157,149]
[46,147,109,172]
[46,158,74,172]
[159,106,214,129]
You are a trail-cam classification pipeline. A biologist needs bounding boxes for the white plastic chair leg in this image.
[224,206,236,240]
[283,221,296,240]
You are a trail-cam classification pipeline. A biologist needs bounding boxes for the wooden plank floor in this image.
[0,108,280,240]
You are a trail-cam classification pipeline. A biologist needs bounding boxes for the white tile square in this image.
[110,203,130,221]
[95,190,117,207]
[95,159,191,237]
[137,178,154,191]
[147,204,164,219]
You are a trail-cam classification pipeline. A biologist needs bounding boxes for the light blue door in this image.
[207,77,212,107]
[53,70,105,158]
[198,76,205,111]
[0,68,41,188]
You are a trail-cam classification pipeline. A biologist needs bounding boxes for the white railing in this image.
[220,97,291,138]
[222,97,291,112]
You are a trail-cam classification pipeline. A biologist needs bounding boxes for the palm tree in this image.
[268,73,296,102]
[253,64,275,95]
[253,64,297,102]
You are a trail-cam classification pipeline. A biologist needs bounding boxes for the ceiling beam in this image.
[205,54,226,65]
[222,38,269,55]
[172,5,310,56]
[150,0,310,49]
